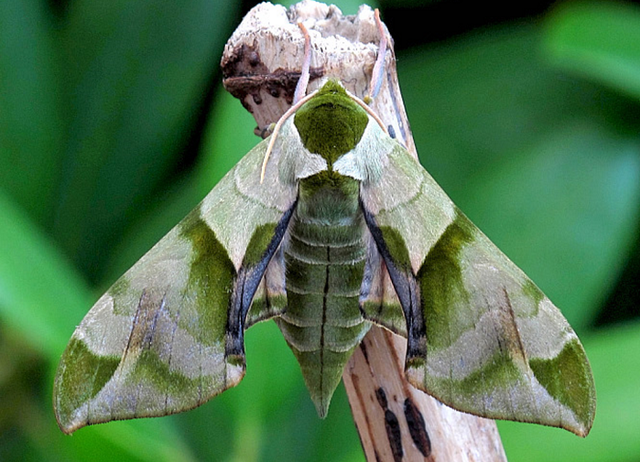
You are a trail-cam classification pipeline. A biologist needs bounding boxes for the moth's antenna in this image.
[260,22,314,183]
[293,21,312,105]
[366,9,387,103]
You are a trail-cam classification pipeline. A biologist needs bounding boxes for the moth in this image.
[54,20,595,439]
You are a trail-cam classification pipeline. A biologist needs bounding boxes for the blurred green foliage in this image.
[0,0,639,461]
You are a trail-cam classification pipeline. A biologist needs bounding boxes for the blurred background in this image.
[1,0,639,460]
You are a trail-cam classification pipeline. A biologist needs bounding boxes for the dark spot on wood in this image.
[350,374,376,460]
[221,43,266,80]
[404,398,431,457]
[376,387,403,460]
[359,341,370,364]
[385,409,403,462]
[386,77,410,145]
[221,43,323,112]
[240,98,253,113]
[375,387,388,409]
[374,450,382,462]
[248,50,260,66]
[268,84,280,98]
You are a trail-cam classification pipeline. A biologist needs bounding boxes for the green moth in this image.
[53,79,595,437]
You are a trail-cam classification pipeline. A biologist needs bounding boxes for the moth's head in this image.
[293,80,369,165]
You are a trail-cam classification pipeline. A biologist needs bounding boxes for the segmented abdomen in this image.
[275,179,371,415]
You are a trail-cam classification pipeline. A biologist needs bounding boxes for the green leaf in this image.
[544,1,640,101]
[38,418,197,462]
[0,0,63,223]
[52,0,242,280]
[0,191,90,356]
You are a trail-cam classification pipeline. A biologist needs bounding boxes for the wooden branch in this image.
[221,2,507,461]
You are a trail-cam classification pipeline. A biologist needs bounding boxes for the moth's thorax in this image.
[296,172,360,223]
[293,81,369,166]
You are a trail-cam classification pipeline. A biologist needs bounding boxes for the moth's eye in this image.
[388,125,396,139]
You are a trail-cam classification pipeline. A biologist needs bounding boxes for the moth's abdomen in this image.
[276,175,370,417]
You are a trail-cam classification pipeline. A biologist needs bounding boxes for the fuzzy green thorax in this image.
[293,81,369,166]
